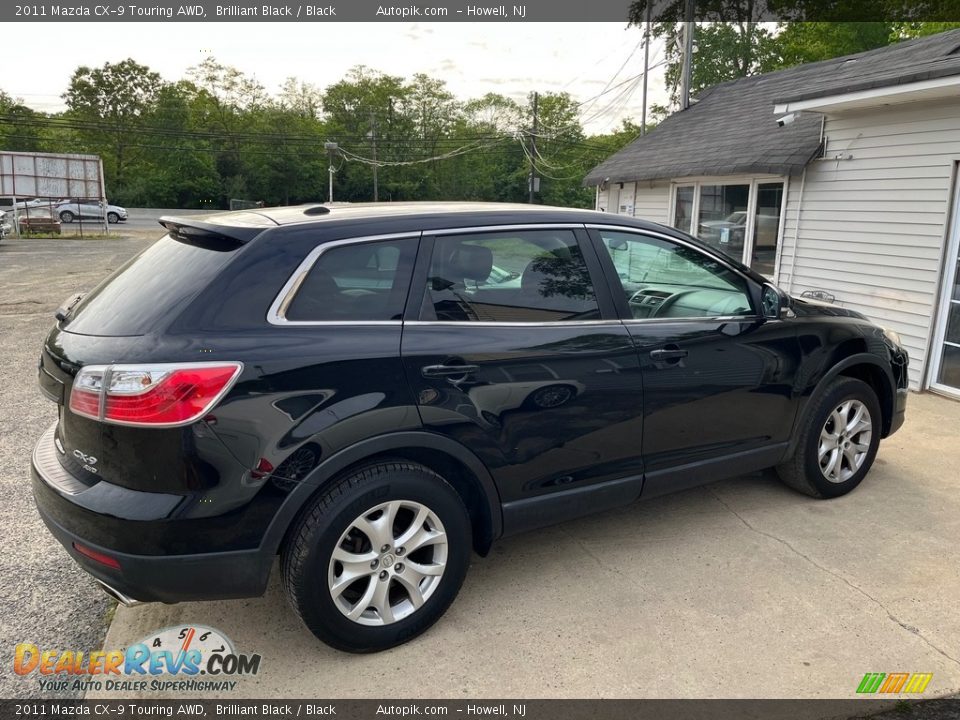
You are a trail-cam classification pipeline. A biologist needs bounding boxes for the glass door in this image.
[931,172,960,396]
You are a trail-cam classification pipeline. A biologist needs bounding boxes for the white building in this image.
[585,29,960,397]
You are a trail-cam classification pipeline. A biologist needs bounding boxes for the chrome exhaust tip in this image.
[95,579,144,607]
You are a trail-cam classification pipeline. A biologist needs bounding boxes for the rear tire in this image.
[776,377,881,498]
[281,460,471,652]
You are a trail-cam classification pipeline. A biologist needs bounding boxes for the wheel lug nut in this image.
[395,563,404,573]
[380,544,390,553]
[370,559,379,569]
[396,547,405,556]
[379,570,388,580]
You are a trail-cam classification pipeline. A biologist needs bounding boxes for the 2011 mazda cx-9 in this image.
[32,202,908,652]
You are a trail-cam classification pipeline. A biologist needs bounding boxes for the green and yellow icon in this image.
[857,672,932,694]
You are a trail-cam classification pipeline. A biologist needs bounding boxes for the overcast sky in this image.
[0,22,668,135]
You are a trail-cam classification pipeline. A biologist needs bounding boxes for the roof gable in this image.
[585,29,960,186]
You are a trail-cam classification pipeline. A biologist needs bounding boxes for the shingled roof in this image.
[584,29,960,186]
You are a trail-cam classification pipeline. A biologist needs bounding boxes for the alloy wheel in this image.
[328,500,448,626]
[818,399,873,483]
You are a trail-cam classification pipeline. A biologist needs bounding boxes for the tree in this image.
[760,22,894,71]
[187,57,268,204]
[894,21,960,38]
[128,80,220,207]
[62,59,164,196]
[640,22,776,108]
[322,66,414,201]
[0,91,44,152]
[277,77,324,119]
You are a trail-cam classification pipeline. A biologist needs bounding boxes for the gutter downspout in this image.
[786,168,807,294]
[786,115,824,293]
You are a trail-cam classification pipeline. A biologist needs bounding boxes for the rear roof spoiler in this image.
[158,214,276,245]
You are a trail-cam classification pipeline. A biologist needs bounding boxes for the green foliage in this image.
[63,59,164,194]
[761,23,895,71]
[2,57,648,209]
[0,91,44,151]
[894,21,960,38]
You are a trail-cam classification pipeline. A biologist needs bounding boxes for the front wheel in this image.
[59,211,75,223]
[282,460,471,652]
[107,212,119,224]
[776,377,881,498]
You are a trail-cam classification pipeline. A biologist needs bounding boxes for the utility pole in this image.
[528,91,538,204]
[369,112,379,202]
[680,0,695,110]
[324,141,338,202]
[641,0,651,135]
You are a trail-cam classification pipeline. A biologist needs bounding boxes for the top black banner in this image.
[5,0,960,22]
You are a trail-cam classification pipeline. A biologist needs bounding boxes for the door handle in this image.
[649,347,688,362]
[421,364,479,378]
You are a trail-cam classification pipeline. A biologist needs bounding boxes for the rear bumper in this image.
[32,424,273,604]
[36,506,273,603]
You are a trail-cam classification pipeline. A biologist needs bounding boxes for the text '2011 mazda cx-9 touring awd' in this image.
[32,202,908,652]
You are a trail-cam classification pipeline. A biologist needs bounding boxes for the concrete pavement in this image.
[92,394,960,700]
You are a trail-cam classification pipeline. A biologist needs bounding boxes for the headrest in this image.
[449,244,493,282]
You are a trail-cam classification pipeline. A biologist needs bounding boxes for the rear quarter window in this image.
[282,237,418,322]
[65,235,239,336]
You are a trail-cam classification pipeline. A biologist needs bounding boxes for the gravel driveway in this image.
[0,236,155,699]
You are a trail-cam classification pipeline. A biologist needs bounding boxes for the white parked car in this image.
[56,199,128,224]
[14,198,62,211]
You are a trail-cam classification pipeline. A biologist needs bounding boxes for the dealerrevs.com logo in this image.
[14,625,261,694]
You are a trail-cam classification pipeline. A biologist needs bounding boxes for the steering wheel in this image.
[651,289,696,318]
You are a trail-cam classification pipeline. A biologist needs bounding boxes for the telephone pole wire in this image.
[641,1,651,134]
[528,91,539,204]
[369,112,379,202]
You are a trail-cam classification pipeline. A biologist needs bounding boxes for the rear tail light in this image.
[69,362,242,427]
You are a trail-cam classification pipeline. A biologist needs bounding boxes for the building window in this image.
[673,186,694,233]
[671,180,785,278]
[696,184,750,257]
[752,182,784,277]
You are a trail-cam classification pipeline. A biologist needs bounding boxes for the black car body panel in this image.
[31,202,909,605]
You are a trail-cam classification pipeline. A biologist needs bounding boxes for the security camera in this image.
[777,112,798,127]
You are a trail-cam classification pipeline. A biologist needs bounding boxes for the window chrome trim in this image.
[620,316,760,325]
[428,223,583,235]
[585,223,765,323]
[267,232,419,326]
[405,320,623,328]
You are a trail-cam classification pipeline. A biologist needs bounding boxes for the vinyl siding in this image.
[780,98,960,389]
[596,182,671,223]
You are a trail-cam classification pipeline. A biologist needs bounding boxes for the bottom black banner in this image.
[3,699,960,720]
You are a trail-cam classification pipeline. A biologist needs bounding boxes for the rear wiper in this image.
[55,292,85,323]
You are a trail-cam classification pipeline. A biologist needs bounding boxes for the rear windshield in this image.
[65,235,238,336]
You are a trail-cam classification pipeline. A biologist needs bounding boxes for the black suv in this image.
[32,203,908,652]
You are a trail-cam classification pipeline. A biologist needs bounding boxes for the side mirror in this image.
[761,282,789,319]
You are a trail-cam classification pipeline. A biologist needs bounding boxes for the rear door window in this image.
[419,230,600,323]
[283,237,418,322]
